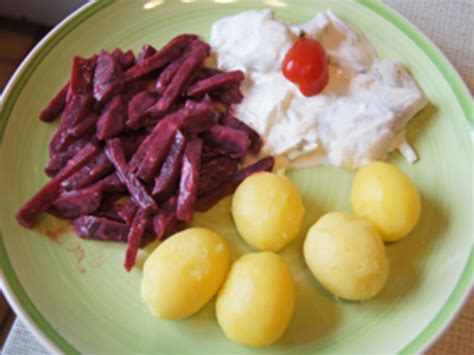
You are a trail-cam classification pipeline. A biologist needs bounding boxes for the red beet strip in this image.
[153,196,178,240]
[39,83,69,122]
[124,209,149,271]
[195,156,274,212]
[73,215,129,242]
[105,138,157,213]
[176,138,202,222]
[203,124,250,159]
[148,40,210,115]
[124,35,197,82]
[187,70,244,97]
[96,95,127,140]
[70,55,97,96]
[16,143,99,227]
[221,114,263,154]
[152,130,186,200]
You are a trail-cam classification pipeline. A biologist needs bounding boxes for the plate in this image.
[0,0,472,353]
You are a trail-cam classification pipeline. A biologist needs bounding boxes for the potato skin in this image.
[216,252,295,348]
[231,172,305,252]
[304,212,389,301]
[351,161,421,241]
[141,228,230,320]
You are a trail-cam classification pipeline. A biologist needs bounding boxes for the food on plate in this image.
[282,37,329,96]
[231,172,304,251]
[141,228,230,319]
[210,10,428,169]
[303,212,389,301]
[351,161,421,241]
[16,35,274,270]
[216,252,295,348]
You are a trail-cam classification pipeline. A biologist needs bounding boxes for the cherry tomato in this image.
[282,37,329,96]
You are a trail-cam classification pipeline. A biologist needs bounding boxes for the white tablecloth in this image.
[3,0,473,354]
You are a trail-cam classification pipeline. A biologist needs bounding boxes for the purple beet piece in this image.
[233,156,274,185]
[93,51,124,102]
[118,199,138,225]
[200,143,222,163]
[70,112,98,138]
[97,173,126,194]
[212,84,243,105]
[187,70,244,97]
[105,138,157,213]
[152,196,178,240]
[202,125,250,159]
[195,156,274,212]
[124,209,149,271]
[48,185,103,219]
[154,53,187,95]
[122,131,146,159]
[49,94,93,153]
[194,181,234,212]
[70,55,97,95]
[152,131,186,199]
[176,138,202,222]
[16,143,99,228]
[128,95,216,172]
[123,78,151,102]
[220,114,263,153]
[135,118,178,181]
[198,157,238,196]
[126,90,156,130]
[125,35,197,82]
[61,151,112,191]
[94,203,125,223]
[44,137,89,176]
[73,215,129,242]
[189,67,222,85]
[148,40,210,115]
[179,101,219,134]
[112,48,135,70]
[39,83,69,122]
[96,95,127,140]
[164,220,186,238]
[136,44,157,64]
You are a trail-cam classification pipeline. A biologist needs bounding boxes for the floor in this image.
[0,17,50,347]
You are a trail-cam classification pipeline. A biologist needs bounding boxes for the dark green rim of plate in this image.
[0,0,472,353]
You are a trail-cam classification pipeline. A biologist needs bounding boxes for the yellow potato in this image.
[231,172,305,251]
[351,161,421,241]
[216,252,295,348]
[304,212,389,301]
[141,228,230,320]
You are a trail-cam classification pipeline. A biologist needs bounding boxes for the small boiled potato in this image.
[141,228,230,320]
[216,252,295,348]
[231,172,305,251]
[304,212,389,301]
[351,161,421,241]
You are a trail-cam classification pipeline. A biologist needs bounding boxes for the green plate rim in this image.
[0,0,472,353]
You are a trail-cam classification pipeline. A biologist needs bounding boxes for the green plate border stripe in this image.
[356,0,474,353]
[0,0,472,353]
[0,1,113,353]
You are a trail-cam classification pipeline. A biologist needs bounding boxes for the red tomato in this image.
[282,37,329,96]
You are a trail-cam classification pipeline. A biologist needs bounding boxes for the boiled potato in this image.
[304,212,389,301]
[216,252,295,348]
[231,172,304,251]
[351,161,421,241]
[141,228,230,320]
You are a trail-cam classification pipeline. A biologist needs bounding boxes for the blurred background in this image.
[0,0,86,89]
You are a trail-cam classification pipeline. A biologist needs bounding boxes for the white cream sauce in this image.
[210,10,428,169]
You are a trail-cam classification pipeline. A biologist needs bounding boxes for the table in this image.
[2,0,473,353]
